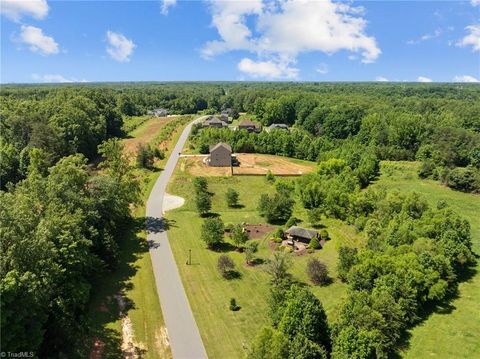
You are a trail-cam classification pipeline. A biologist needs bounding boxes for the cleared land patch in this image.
[123,117,171,155]
[179,153,316,176]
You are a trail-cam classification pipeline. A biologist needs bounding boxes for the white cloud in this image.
[417,76,432,83]
[202,0,380,78]
[375,76,389,82]
[316,63,329,75]
[238,58,298,79]
[453,75,479,83]
[31,73,87,83]
[19,25,59,55]
[1,0,48,21]
[471,0,480,7]
[161,0,176,15]
[106,31,135,62]
[407,29,442,44]
[457,24,480,52]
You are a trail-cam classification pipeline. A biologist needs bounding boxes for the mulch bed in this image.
[244,224,277,239]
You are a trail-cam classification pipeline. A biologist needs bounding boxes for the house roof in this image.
[204,117,226,125]
[239,119,259,127]
[209,142,232,153]
[285,226,318,240]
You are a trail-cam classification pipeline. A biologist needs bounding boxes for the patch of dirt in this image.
[163,193,185,213]
[244,224,277,239]
[122,117,171,155]
[180,153,315,176]
[114,292,146,359]
[155,327,171,357]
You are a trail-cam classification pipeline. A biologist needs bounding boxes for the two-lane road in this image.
[146,116,208,359]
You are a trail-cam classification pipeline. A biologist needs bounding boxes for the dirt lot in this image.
[178,153,315,176]
[122,117,171,155]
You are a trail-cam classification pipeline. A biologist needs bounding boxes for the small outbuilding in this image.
[238,119,261,133]
[208,143,232,167]
[147,108,168,117]
[284,226,319,245]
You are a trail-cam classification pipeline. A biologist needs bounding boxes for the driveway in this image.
[146,116,208,359]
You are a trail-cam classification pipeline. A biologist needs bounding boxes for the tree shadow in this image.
[144,216,177,233]
[202,212,220,218]
[83,217,151,357]
[223,270,242,280]
[211,241,236,253]
[229,204,245,209]
[393,263,477,356]
[249,258,265,266]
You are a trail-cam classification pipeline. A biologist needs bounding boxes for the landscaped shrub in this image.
[309,237,321,250]
[201,218,224,249]
[217,254,235,279]
[306,258,329,285]
[285,216,299,228]
[320,229,329,240]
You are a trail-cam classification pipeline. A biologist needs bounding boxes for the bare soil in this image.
[180,153,315,177]
[123,117,170,155]
[244,223,276,239]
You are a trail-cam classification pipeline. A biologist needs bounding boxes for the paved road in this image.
[146,116,208,359]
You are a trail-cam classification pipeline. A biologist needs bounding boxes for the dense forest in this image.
[1,82,479,357]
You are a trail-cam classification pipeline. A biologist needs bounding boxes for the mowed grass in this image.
[372,161,480,359]
[166,172,362,359]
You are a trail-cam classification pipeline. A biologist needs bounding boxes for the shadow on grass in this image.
[249,258,266,266]
[393,263,478,357]
[229,204,245,209]
[223,270,242,280]
[211,241,236,253]
[84,217,151,358]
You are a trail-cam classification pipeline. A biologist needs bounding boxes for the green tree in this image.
[337,247,358,282]
[265,251,292,286]
[195,191,212,216]
[201,217,224,249]
[245,241,259,265]
[225,188,239,207]
[231,224,248,249]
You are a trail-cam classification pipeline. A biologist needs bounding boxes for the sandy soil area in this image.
[179,153,315,176]
[123,117,171,155]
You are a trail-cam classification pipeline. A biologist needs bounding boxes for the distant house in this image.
[203,116,227,128]
[238,119,261,133]
[208,143,232,167]
[284,226,319,245]
[147,108,168,117]
[266,123,289,132]
[219,113,231,123]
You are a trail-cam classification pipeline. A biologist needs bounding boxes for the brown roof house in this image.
[208,143,232,167]
[284,226,320,245]
[238,119,261,133]
[203,116,227,128]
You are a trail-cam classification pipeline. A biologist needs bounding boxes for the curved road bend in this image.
[146,116,208,359]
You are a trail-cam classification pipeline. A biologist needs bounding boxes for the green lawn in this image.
[372,161,480,359]
[166,172,362,359]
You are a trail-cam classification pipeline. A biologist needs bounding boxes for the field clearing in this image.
[373,161,480,359]
[122,116,174,155]
[178,153,316,176]
[165,174,361,359]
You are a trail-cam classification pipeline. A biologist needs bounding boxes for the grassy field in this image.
[165,168,362,359]
[372,161,480,359]
[86,115,193,358]
[165,159,480,359]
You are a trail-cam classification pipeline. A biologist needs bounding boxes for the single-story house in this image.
[266,123,290,132]
[208,143,232,167]
[284,226,319,245]
[203,116,227,128]
[238,119,261,133]
[147,108,168,117]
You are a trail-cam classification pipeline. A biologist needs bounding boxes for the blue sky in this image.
[1,0,479,83]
